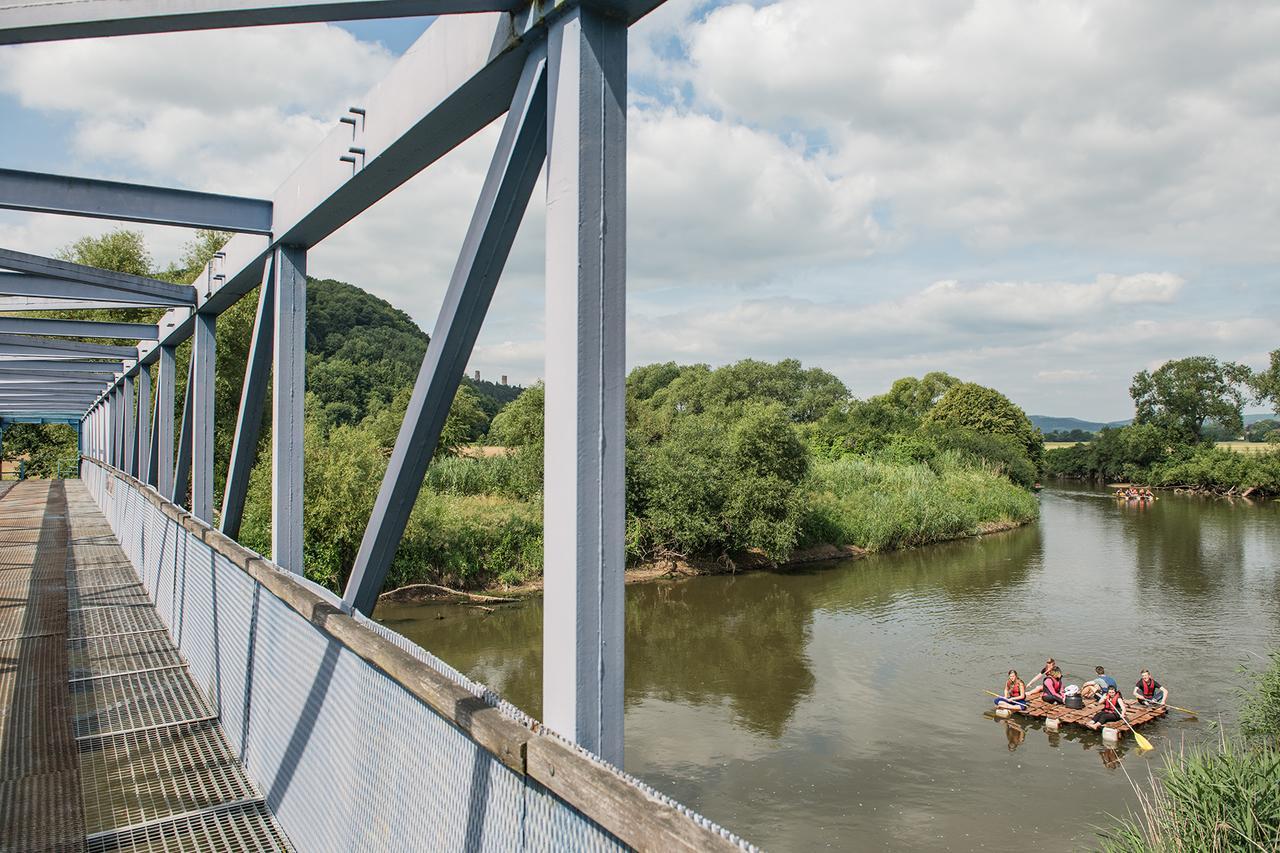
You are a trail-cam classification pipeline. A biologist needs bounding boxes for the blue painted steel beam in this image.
[0,247,196,305]
[156,346,176,496]
[137,367,152,484]
[220,262,274,539]
[271,246,306,571]
[0,316,159,340]
[173,358,194,506]
[0,333,136,359]
[191,314,216,521]
[343,49,548,615]
[0,360,123,375]
[0,270,192,307]
[0,168,273,233]
[0,0,525,44]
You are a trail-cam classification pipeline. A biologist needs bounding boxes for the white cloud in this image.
[0,24,394,194]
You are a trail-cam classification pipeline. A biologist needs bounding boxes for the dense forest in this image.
[6,230,1043,596]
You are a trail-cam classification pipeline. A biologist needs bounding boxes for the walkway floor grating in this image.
[0,480,292,851]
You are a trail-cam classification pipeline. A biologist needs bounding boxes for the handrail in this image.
[81,455,750,853]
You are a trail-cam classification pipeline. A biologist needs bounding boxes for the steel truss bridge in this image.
[0,2,754,849]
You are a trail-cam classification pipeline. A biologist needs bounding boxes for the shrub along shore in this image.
[235,360,1042,597]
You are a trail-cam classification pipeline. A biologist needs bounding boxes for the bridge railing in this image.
[82,456,753,852]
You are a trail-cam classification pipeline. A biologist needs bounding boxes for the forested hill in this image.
[304,277,521,427]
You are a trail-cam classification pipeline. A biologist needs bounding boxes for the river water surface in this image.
[376,485,1280,851]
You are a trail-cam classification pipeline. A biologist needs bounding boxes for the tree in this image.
[487,383,544,448]
[1130,356,1252,444]
[58,229,152,278]
[876,372,960,419]
[1251,349,1280,415]
[924,382,1043,465]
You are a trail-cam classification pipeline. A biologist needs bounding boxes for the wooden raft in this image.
[1009,696,1167,736]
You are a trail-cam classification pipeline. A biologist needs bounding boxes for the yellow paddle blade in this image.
[1132,730,1155,751]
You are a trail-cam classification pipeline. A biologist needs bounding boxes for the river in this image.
[375,485,1280,851]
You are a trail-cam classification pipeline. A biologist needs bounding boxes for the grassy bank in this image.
[1098,651,1280,852]
[801,453,1039,553]
[371,450,1039,596]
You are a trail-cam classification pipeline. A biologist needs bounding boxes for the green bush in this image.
[1097,739,1280,852]
[1240,651,1280,743]
[801,453,1038,552]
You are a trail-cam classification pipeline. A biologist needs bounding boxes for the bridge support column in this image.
[156,345,175,495]
[136,366,151,483]
[121,375,135,477]
[191,316,215,520]
[173,358,194,506]
[272,247,305,572]
[542,5,627,766]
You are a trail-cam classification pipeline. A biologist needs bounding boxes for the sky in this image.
[2,1,1278,421]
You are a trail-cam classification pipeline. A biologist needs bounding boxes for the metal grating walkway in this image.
[0,480,292,852]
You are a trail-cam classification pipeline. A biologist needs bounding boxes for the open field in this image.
[1043,440,1276,454]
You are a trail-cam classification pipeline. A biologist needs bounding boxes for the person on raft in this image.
[1084,685,1128,731]
[1024,657,1057,698]
[994,670,1029,712]
[1038,668,1066,704]
[1133,669,1169,706]
[1081,665,1118,699]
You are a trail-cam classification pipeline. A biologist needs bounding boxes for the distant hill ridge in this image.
[1030,413,1276,433]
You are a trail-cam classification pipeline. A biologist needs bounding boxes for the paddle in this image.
[1135,698,1199,717]
[1117,705,1155,751]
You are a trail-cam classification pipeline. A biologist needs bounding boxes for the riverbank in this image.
[378,516,1034,604]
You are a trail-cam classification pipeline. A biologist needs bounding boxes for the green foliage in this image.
[925,382,1044,466]
[878,372,961,419]
[1131,356,1252,444]
[1244,419,1280,442]
[1045,428,1096,442]
[1099,650,1280,852]
[57,229,153,278]
[1,423,78,477]
[424,454,542,501]
[1249,349,1280,415]
[487,382,544,448]
[1097,739,1280,853]
[1240,651,1280,743]
[305,278,430,426]
[628,403,810,561]
[802,453,1038,552]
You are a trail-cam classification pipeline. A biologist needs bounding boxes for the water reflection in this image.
[377,486,1280,852]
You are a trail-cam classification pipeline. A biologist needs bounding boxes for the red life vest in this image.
[1007,679,1025,699]
[1045,675,1062,697]
[1139,678,1157,698]
[1104,692,1122,713]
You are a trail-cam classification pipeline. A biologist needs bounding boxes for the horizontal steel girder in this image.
[0,248,196,305]
[0,415,81,423]
[0,377,110,387]
[0,360,123,375]
[0,168,273,233]
[0,0,524,44]
[0,334,136,359]
[0,316,158,341]
[0,270,192,307]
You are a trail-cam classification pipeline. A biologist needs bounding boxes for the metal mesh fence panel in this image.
[82,463,756,852]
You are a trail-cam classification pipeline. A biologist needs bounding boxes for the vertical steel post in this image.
[342,53,548,614]
[136,366,151,483]
[112,386,124,468]
[173,358,194,507]
[221,261,275,539]
[157,345,175,496]
[542,6,627,765]
[272,245,306,572]
[122,375,136,476]
[192,313,216,522]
